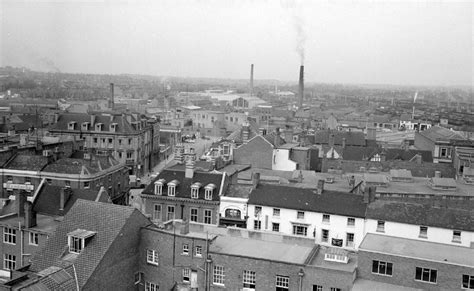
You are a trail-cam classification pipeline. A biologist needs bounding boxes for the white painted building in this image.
[272,146,298,171]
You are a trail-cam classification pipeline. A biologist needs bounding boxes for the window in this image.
[321,229,329,243]
[168,185,176,196]
[440,147,448,157]
[67,230,95,254]
[154,182,163,195]
[46,179,52,185]
[330,288,341,291]
[3,254,16,271]
[134,272,143,285]
[190,208,198,222]
[313,286,323,291]
[182,244,189,255]
[272,223,280,232]
[167,206,175,220]
[191,187,199,198]
[205,188,213,200]
[322,214,330,223]
[462,274,474,289]
[254,206,262,217]
[183,268,190,283]
[128,138,132,145]
[254,220,261,230]
[93,138,98,144]
[453,230,461,243]
[372,260,393,276]
[69,236,82,253]
[276,275,289,290]
[346,233,355,247]
[118,139,122,145]
[65,180,71,187]
[273,208,280,217]
[153,204,161,220]
[127,152,133,159]
[419,226,428,238]
[83,181,90,189]
[29,232,39,246]
[145,281,159,291]
[377,220,385,232]
[297,211,305,219]
[195,246,202,257]
[6,176,12,182]
[213,265,225,285]
[415,267,437,283]
[108,138,113,144]
[243,270,256,289]
[146,249,159,265]
[293,225,308,236]
[25,177,31,183]
[347,217,355,226]
[204,210,212,224]
[3,227,16,245]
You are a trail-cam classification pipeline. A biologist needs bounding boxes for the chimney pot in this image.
[317,179,325,194]
[252,172,260,189]
[298,66,304,109]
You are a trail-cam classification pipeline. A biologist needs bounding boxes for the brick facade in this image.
[233,136,273,169]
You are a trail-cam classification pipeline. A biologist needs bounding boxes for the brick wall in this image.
[358,250,474,290]
[321,159,456,178]
[302,265,355,291]
[234,136,273,169]
[139,227,210,291]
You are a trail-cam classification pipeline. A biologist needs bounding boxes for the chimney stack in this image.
[298,65,304,109]
[185,159,195,179]
[342,137,346,149]
[59,187,72,211]
[16,191,27,217]
[180,217,190,235]
[24,201,37,228]
[250,64,254,97]
[329,133,335,148]
[363,186,376,203]
[252,172,260,189]
[316,179,325,194]
[110,83,114,110]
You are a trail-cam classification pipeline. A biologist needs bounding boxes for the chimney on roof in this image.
[16,191,27,217]
[329,133,335,148]
[185,158,195,179]
[59,187,72,211]
[24,201,37,228]
[415,153,422,164]
[242,126,250,142]
[252,172,260,189]
[284,129,294,144]
[366,127,376,141]
[109,83,114,110]
[274,128,281,147]
[316,179,325,194]
[250,64,254,97]
[434,171,441,178]
[298,65,304,109]
[90,114,96,126]
[342,137,346,149]
[180,217,190,235]
[363,186,376,203]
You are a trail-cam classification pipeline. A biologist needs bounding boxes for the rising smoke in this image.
[281,0,307,65]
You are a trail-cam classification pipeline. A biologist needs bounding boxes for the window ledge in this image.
[146,261,159,266]
[452,239,461,244]
[376,229,385,233]
[418,235,428,239]
[414,279,437,285]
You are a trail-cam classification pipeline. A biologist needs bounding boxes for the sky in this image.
[1,0,472,86]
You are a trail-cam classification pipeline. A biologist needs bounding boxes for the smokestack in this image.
[250,64,254,96]
[110,83,114,110]
[298,65,304,109]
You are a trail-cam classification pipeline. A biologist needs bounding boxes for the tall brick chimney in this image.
[24,201,37,228]
[250,64,254,97]
[298,65,304,109]
[109,83,114,110]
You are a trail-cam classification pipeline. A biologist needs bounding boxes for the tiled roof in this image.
[419,126,465,141]
[42,155,119,175]
[248,184,367,218]
[30,200,145,288]
[4,154,49,171]
[366,199,474,231]
[384,148,433,162]
[342,146,380,161]
[262,132,286,147]
[49,112,141,134]
[33,185,109,216]
[313,130,366,146]
[141,168,226,201]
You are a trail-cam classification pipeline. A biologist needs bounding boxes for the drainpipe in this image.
[298,268,305,291]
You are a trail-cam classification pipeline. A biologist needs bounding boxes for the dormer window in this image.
[95,123,103,132]
[168,180,179,196]
[81,122,89,131]
[191,182,202,199]
[110,123,118,132]
[154,179,165,195]
[204,183,216,200]
[68,121,76,130]
[67,229,96,254]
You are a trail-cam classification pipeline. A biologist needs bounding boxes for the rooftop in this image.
[360,233,474,267]
[209,235,314,265]
[418,125,465,142]
[352,279,423,291]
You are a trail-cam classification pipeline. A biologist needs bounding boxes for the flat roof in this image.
[359,233,474,267]
[0,214,60,234]
[210,235,313,265]
[377,176,473,197]
[352,279,423,291]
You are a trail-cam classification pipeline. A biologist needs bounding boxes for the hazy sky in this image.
[1,0,472,86]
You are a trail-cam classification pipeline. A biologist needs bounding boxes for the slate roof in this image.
[49,112,142,134]
[4,154,49,171]
[262,132,286,147]
[141,168,226,201]
[366,199,474,231]
[248,184,367,218]
[342,146,380,161]
[419,126,465,142]
[312,130,366,146]
[30,200,145,288]
[384,148,433,162]
[42,155,119,175]
[33,185,110,216]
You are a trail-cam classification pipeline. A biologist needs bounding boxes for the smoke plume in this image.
[281,0,307,65]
